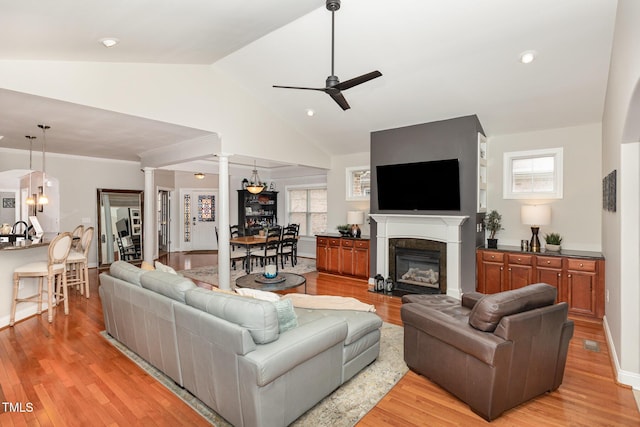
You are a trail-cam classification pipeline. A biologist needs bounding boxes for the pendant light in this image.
[246,161,265,194]
[25,135,36,206]
[37,124,50,205]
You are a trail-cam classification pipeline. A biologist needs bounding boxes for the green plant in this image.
[544,233,563,245]
[336,224,350,234]
[484,210,503,239]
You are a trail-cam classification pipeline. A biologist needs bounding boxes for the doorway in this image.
[180,189,218,252]
[158,189,170,256]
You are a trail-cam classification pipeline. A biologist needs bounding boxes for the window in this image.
[503,148,563,199]
[287,186,327,236]
[346,166,370,200]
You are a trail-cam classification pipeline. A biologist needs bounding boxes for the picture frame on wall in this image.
[2,198,15,208]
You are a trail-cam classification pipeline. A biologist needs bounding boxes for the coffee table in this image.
[235,272,306,293]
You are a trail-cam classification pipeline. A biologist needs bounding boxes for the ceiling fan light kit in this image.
[273,0,382,110]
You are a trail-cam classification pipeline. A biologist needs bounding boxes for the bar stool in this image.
[71,224,84,251]
[66,226,94,298]
[10,232,73,326]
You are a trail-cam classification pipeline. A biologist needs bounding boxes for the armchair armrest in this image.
[242,316,348,387]
[462,292,484,309]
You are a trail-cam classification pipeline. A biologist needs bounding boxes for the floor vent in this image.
[583,339,600,352]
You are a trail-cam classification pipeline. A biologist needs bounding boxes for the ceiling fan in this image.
[273,0,382,111]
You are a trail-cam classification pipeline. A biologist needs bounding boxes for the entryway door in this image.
[180,189,218,251]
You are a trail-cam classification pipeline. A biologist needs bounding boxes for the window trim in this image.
[346,166,371,201]
[285,183,328,237]
[503,148,563,199]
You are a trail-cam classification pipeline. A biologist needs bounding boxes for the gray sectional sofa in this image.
[99,261,382,427]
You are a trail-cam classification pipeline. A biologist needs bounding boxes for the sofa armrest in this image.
[241,316,348,387]
[402,303,510,366]
[461,292,484,309]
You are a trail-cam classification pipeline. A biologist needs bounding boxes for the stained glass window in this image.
[184,193,191,242]
[198,195,215,222]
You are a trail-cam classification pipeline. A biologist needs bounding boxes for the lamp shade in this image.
[347,211,365,225]
[521,205,551,226]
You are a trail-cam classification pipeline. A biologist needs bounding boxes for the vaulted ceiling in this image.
[0,0,618,169]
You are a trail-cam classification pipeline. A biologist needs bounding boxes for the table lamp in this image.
[521,205,551,252]
[347,211,364,238]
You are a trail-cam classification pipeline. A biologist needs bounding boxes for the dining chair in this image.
[66,226,94,298]
[279,227,298,268]
[216,227,247,270]
[10,232,73,325]
[253,226,281,268]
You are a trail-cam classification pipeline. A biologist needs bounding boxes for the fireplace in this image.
[369,214,468,299]
[389,238,446,295]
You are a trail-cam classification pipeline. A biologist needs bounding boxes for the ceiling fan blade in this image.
[273,84,326,91]
[334,70,382,91]
[329,91,351,110]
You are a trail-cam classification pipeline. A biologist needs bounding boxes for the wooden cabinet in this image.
[237,190,278,235]
[353,239,370,279]
[477,250,505,294]
[506,253,534,290]
[316,235,369,279]
[476,247,605,319]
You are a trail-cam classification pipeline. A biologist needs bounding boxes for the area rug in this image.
[178,257,317,287]
[100,322,407,426]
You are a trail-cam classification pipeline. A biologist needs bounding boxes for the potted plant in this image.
[336,224,351,236]
[484,210,502,249]
[544,233,563,251]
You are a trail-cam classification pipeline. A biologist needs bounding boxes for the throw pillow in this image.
[210,286,238,296]
[234,287,281,302]
[272,298,298,333]
[140,261,155,271]
[154,261,177,275]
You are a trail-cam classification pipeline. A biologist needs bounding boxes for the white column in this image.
[217,155,231,290]
[143,167,155,264]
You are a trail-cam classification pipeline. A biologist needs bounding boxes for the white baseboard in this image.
[603,315,640,390]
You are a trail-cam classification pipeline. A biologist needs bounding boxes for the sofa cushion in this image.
[469,283,557,332]
[273,299,298,333]
[140,270,197,303]
[185,288,279,344]
[109,261,145,287]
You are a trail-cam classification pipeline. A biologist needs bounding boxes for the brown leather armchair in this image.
[401,283,574,421]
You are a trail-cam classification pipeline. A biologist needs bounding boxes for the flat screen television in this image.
[376,158,461,210]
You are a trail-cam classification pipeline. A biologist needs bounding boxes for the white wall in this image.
[0,60,331,170]
[487,123,602,251]
[1,148,144,267]
[601,0,640,389]
[328,152,371,236]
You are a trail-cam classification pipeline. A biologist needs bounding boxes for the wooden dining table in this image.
[229,235,268,274]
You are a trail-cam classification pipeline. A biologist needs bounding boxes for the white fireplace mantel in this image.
[369,214,468,299]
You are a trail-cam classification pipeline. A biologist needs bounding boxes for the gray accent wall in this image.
[370,115,485,294]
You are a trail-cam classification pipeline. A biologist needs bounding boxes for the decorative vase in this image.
[545,244,561,252]
[487,238,498,249]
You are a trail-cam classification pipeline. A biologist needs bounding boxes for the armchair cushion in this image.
[468,283,557,332]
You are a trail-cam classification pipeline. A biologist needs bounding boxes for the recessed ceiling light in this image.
[519,50,537,64]
[99,38,119,48]
[306,109,315,117]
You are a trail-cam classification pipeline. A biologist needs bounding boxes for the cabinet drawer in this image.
[567,259,597,272]
[508,254,533,265]
[328,238,341,247]
[482,251,504,262]
[536,256,562,269]
[317,237,328,246]
[354,240,370,249]
[341,239,354,247]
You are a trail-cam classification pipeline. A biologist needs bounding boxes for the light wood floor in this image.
[1,252,638,426]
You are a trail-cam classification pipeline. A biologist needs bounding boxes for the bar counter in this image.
[0,239,51,328]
